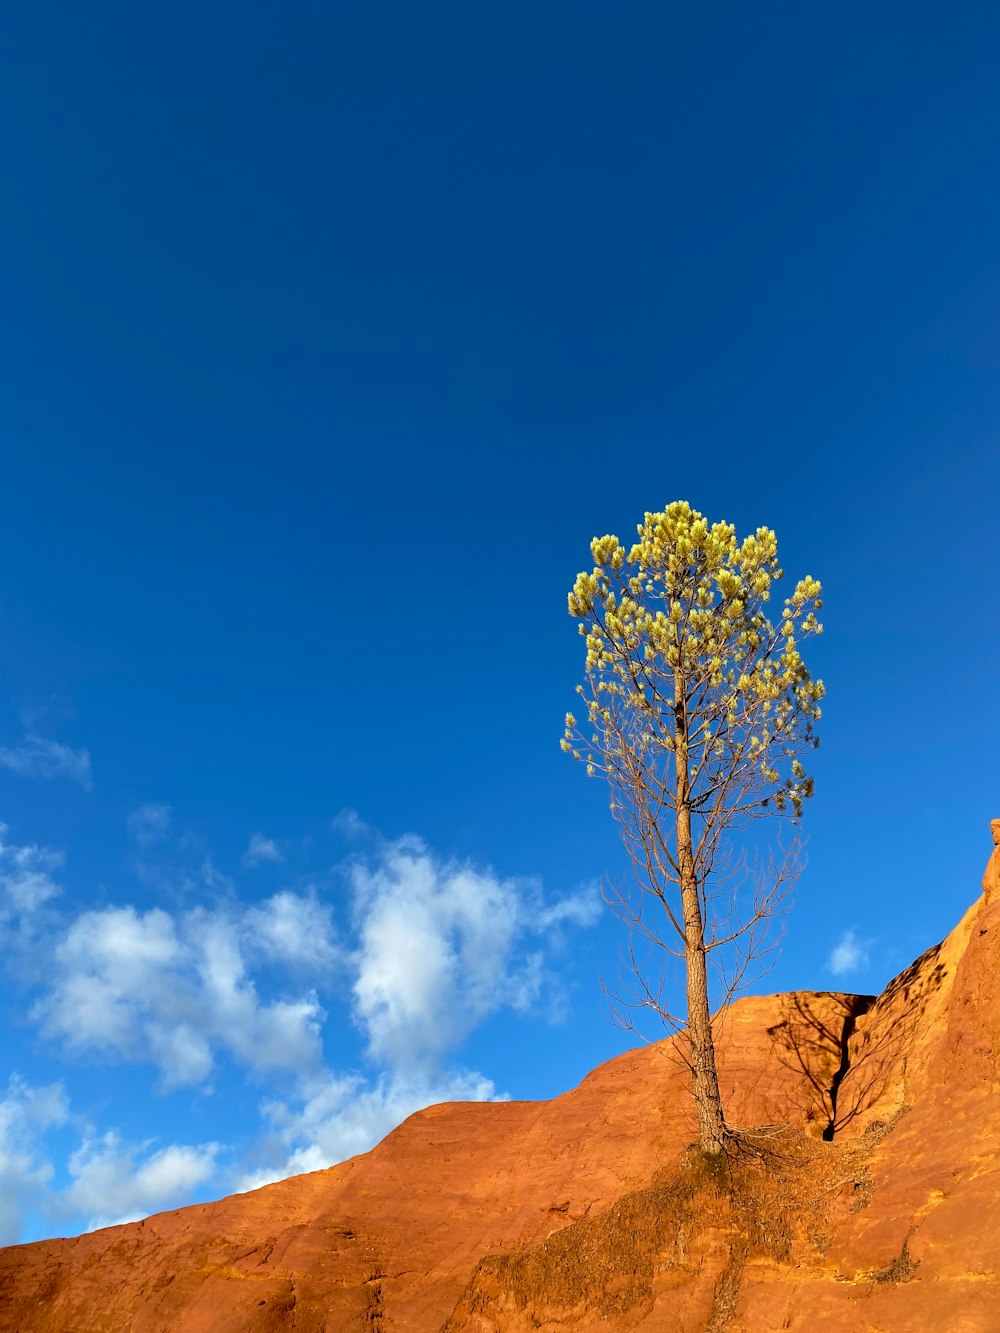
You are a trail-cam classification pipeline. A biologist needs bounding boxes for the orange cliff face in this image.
[745,823,1000,1333]
[0,829,998,1333]
[0,989,853,1333]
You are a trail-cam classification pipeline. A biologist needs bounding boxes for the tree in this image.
[563,501,824,1154]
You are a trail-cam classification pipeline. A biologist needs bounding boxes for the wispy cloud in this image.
[0,1076,69,1245]
[828,929,869,976]
[127,803,172,849]
[245,891,339,970]
[243,833,283,867]
[0,1074,220,1241]
[331,808,372,842]
[0,735,92,789]
[0,824,63,947]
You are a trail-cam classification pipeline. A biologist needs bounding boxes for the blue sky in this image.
[1,1,999,1243]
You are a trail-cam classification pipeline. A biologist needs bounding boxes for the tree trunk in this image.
[678,848,727,1154]
[674,684,727,1155]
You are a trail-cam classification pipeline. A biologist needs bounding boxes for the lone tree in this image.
[563,501,824,1154]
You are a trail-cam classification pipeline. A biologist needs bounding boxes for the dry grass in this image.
[444,1113,911,1332]
[444,1165,715,1327]
[869,1229,919,1286]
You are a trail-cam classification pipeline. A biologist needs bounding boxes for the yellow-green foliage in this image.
[563,500,823,820]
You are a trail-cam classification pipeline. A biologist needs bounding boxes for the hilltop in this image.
[1,828,998,1332]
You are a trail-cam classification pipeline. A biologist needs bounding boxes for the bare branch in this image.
[564,503,824,1154]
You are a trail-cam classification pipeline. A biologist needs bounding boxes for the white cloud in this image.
[33,903,326,1088]
[0,824,63,931]
[0,735,92,789]
[349,838,599,1069]
[63,1133,219,1232]
[189,911,325,1075]
[236,1067,499,1193]
[37,907,181,1056]
[244,891,339,970]
[20,820,595,1096]
[829,929,869,976]
[230,835,598,1194]
[331,808,373,842]
[128,803,172,848]
[244,833,283,867]
[0,1076,219,1241]
[537,886,602,930]
[146,1022,215,1086]
[0,1076,69,1245]
[3,818,600,1239]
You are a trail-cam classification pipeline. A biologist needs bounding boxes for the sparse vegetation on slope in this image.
[445,1116,910,1333]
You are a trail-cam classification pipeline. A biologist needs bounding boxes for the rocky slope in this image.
[1,830,998,1332]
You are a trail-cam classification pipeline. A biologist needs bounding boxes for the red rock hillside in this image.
[1,828,999,1332]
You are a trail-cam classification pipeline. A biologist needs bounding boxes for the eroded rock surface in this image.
[1,838,998,1332]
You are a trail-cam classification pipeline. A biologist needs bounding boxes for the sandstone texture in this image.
[1,839,998,1332]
